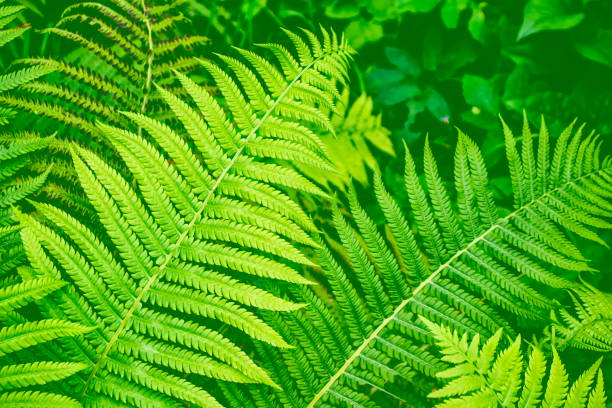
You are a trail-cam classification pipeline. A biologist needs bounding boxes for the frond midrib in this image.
[306,165,611,407]
[80,44,343,395]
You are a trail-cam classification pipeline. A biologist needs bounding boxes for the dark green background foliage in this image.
[1,0,611,407]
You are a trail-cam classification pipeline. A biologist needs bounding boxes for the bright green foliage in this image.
[0,299,92,407]
[0,12,77,401]
[1,208,91,407]
[225,116,612,407]
[0,137,51,207]
[0,2,611,406]
[16,27,353,407]
[0,104,87,408]
[424,318,607,408]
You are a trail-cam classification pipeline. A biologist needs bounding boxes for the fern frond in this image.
[0,278,65,312]
[16,27,354,407]
[0,65,55,94]
[0,136,52,278]
[4,0,210,183]
[424,319,607,408]
[0,244,91,407]
[251,115,610,408]
[0,391,82,407]
[0,3,25,48]
[0,1,55,125]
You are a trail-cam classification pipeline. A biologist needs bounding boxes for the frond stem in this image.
[306,168,609,407]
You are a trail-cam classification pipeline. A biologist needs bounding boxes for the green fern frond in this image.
[0,137,52,206]
[424,319,607,408]
[1,0,210,179]
[0,277,65,312]
[25,0,205,110]
[0,258,91,407]
[0,65,55,94]
[15,27,354,407]
[0,171,88,405]
[0,2,25,48]
[0,391,82,407]
[244,115,610,408]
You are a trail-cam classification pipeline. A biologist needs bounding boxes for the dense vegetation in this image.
[0,0,610,407]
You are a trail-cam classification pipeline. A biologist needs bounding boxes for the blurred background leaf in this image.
[518,0,584,39]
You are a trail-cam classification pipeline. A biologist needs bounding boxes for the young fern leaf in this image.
[0,134,90,408]
[16,27,354,407]
[295,89,394,189]
[423,319,607,408]
[0,137,52,206]
[4,0,208,122]
[0,318,91,408]
[240,116,610,408]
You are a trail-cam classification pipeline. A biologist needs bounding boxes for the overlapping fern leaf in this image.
[15,27,354,407]
[1,108,89,407]
[0,0,55,125]
[0,139,90,407]
[424,319,607,408]
[0,0,210,208]
[2,0,209,134]
[223,116,612,407]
